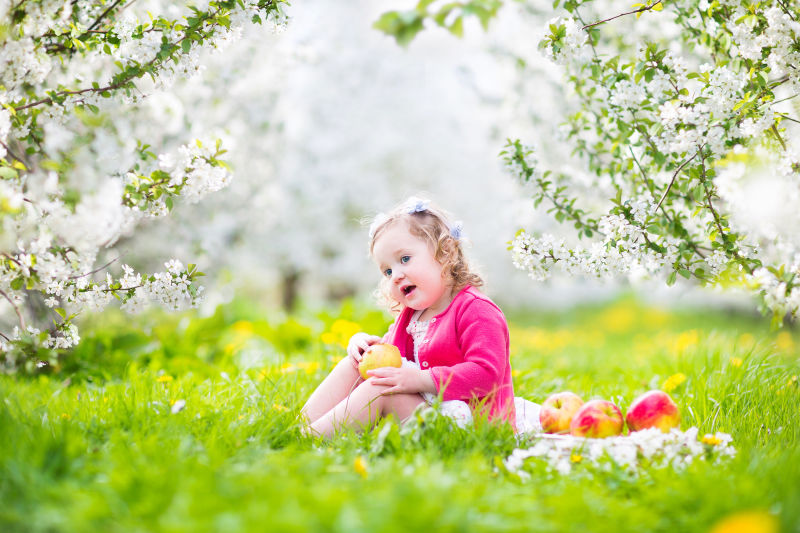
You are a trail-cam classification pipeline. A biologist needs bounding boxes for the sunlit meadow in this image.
[1,296,798,532]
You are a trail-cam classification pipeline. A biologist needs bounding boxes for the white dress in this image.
[403,309,543,434]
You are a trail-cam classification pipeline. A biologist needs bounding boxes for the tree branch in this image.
[0,287,26,330]
[0,140,26,165]
[775,0,797,21]
[698,151,754,276]
[582,2,663,31]
[87,0,126,32]
[655,150,699,212]
[67,255,121,280]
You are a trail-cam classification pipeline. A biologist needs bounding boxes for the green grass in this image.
[1,296,799,532]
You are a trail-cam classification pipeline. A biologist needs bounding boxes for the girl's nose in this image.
[392,269,405,283]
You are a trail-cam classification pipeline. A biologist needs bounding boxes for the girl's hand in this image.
[367,367,436,396]
[347,332,383,363]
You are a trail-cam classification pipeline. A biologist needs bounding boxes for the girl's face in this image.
[372,220,453,314]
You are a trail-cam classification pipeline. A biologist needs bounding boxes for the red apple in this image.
[539,392,584,434]
[569,399,624,438]
[625,390,681,433]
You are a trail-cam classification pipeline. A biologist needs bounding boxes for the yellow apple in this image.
[358,343,402,380]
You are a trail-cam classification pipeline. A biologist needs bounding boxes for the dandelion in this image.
[673,330,699,353]
[61,413,71,420]
[156,375,174,383]
[737,333,755,348]
[702,434,722,446]
[354,456,369,478]
[231,321,254,334]
[570,454,583,463]
[272,403,288,412]
[775,331,794,352]
[729,357,743,368]
[662,373,687,393]
[708,510,779,533]
[320,319,361,348]
[787,375,798,387]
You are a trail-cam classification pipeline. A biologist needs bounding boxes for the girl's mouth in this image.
[403,285,416,296]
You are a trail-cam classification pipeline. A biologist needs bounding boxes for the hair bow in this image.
[403,196,430,214]
[449,220,464,241]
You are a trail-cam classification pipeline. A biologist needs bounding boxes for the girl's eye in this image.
[401,255,410,264]
[384,268,392,277]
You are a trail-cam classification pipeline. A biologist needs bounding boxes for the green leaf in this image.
[449,16,464,37]
[0,167,18,179]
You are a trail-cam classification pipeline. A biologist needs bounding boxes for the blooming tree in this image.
[115,0,551,312]
[379,0,800,325]
[0,0,286,371]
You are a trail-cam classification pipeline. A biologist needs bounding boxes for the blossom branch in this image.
[67,256,121,280]
[13,2,233,112]
[775,0,797,21]
[0,287,27,330]
[0,140,26,165]
[655,151,700,212]
[582,2,663,31]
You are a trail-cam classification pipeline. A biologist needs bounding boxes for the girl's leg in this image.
[308,380,425,439]
[301,356,363,425]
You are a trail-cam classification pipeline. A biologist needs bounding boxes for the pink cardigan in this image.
[383,286,516,426]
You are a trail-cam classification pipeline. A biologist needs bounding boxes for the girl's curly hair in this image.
[368,200,483,313]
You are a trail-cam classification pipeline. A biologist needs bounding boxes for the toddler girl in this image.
[301,197,520,438]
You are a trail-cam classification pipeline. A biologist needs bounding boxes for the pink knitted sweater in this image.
[383,286,516,425]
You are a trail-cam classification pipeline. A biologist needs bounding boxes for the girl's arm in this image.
[366,366,436,395]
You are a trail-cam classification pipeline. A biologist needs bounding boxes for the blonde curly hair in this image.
[368,199,483,313]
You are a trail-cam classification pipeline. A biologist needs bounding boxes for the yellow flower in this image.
[729,357,743,368]
[702,434,722,446]
[272,403,288,412]
[354,456,369,478]
[674,330,699,353]
[787,375,798,387]
[599,303,637,333]
[156,375,174,383]
[737,333,755,348]
[321,319,361,348]
[708,510,779,533]
[570,454,583,463]
[662,373,687,393]
[231,320,254,334]
[280,361,320,375]
[60,413,71,420]
[776,331,794,352]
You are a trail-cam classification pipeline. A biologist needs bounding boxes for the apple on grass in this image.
[569,399,625,438]
[539,392,584,434]
[626,390,681,433]
[358,343,402,380]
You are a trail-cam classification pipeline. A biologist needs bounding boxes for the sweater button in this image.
[422,361,429,368]
[431,318,436,323]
